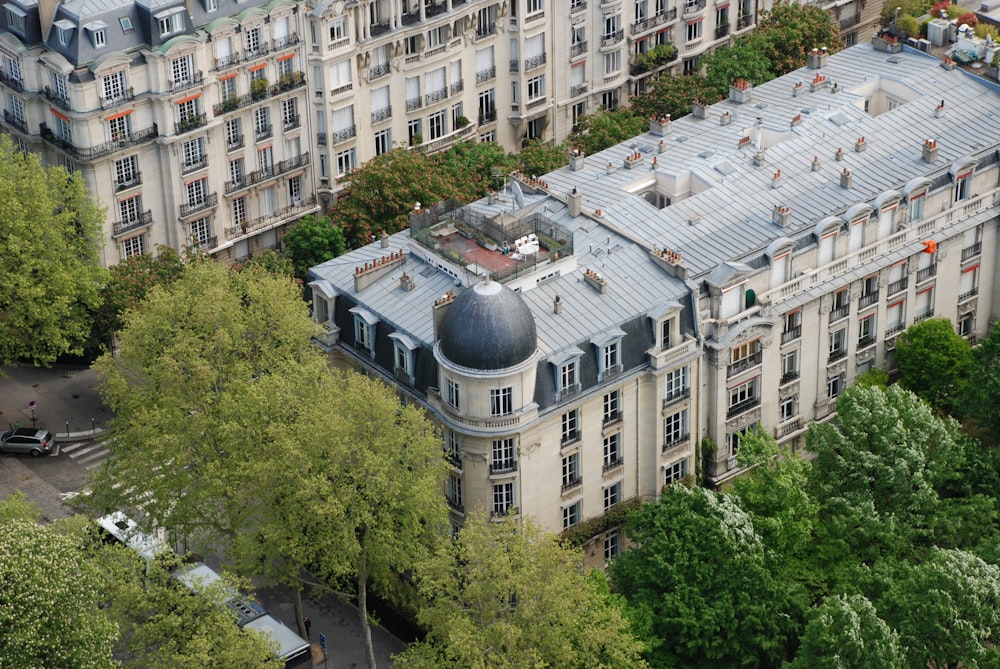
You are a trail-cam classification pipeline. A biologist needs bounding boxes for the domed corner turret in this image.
[437,280,538,371]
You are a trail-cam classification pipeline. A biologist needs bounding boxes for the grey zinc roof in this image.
[541,43,1000,279]
[310,42,1000,364]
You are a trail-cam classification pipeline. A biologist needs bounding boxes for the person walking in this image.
[303,616,312,640]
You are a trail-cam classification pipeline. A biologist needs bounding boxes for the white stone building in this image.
[308,41,1000,564]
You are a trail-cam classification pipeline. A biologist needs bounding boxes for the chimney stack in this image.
[568,187,582,217]
[569,148,585,171]
[773,204,792,227]
[807,47,828,69]
[729,78,753,104]
[840,168,853,189]
[553,295,563,314]
[432,290,456,338]
[922,138,939,163]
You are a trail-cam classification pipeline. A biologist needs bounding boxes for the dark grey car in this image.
[0,428,56,457]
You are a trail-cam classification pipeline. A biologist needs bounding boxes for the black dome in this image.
[438,281,537,370]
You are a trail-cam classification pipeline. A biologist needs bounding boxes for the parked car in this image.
[0,428,56,457]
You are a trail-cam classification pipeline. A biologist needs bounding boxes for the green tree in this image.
[89,258,326,636]
[700,41,775,96]
[610,486,795,668]
[279,214,347,280]
[435,140,516,201]
[964,320,1000,440]
[0,136,105,365]
[569,107,650,156]
[806,385,965,574]
[0,514,117,668]
[878,548,1000,668]
[786,594,904,669]
[332,147,460,246]
[894,317,972,414]
[93,246,185,347]
[629,75,721,121]
[96,546,282,669]
[397,513,648,669]
[292,371,449,669]
[515,138,570,177]
[750,2,842,75]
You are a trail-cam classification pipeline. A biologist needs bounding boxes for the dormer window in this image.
[85,21,108,47]
[349,306,378,359]
[389,332,418,385]
[4,4,26,35]
[205,0,218,11]
[54,19,74,45]
[592,329,625,382]
[156,8,185,37]
[551,348,583,400]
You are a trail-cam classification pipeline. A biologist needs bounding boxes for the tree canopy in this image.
[90,257,446,669]
[279,214,347,281]
[397,513,647,669]
[893,317,972,414]
[610,485,794,668]
[0,135,105,365]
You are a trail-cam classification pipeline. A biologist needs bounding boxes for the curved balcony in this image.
[40,122,158,162]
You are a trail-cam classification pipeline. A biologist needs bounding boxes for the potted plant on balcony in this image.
[455,115,470,128]
[278,73,294,90]
[250,77,269,100]
[223,93,240,111]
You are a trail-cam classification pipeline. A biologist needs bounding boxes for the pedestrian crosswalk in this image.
[58,440,110,470]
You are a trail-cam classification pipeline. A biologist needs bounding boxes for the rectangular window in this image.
[171,54,194,86]
[102,70,126,101]
[728,422,758,457]
[603,433,621,470]
[561,409,580,444]
[118,195,141,223]
[232,196,246,226]
[114,155,139,188]
[491,438,516,472]
[189,217,212,246]
[93,29,106,47]
[660,318,673,350]
[663,459,688,486]
[228,157,244,185]
[562,452,580,489]
[329,17,348,41]
[428,110,446,140]
[604,529,621,560]
[663,408,688,449]
[245,26,263,56]
[281,98,297,128]
[604,481,622,510]
[186,178,207,207]
[859,313,876,346]
[182,137,204,170]
[445,429,461,464]
[260,185,276,215]
[829,328,846,359]
[107,114,132,142]
[603,390,621,425]
[960,265,979,300]
[664,365,689,403]
[560,360,577,392]
[120,235,145,258]
[447,474,463,510]
[446,379,460,409]
[490,387,513,416]
[335,148,355,177]
[562,502,580,529]
[603,342,620,373]
[527,75,544,101]
[177,97,199,123]
[493,482,514,516]
[781,349,798,383]
[374,129,391,156]
[354,318,372,352]
[288,175,302,203]
[728,377,759,415]
[257,145,273,173]
[686,19,703,42]
[887,300,905,333]
[828,374,844,399]
[604,50,621,75]
[780,396,796,422]
[225,118,242,148]
[408,119,422,146]
[909,191,926,222]
[5,7,25,34]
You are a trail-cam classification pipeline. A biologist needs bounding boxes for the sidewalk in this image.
[0,365,110,440]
